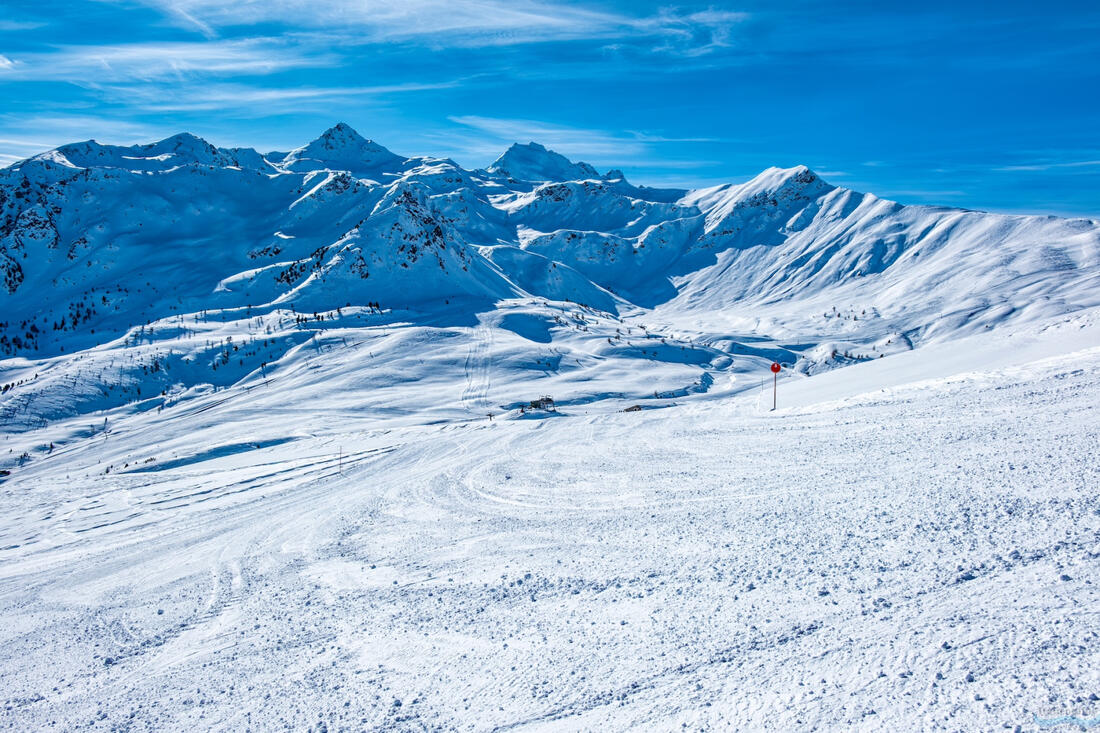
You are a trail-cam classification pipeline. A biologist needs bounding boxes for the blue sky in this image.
[1,0,1098,216]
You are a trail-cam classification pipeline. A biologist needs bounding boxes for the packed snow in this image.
[1,125,1099,730]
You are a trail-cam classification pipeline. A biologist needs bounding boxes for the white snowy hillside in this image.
[1,124,1099,730]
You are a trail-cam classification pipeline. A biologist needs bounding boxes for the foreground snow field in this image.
[1,313,1098,731]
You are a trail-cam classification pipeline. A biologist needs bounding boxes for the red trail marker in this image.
[770,362,781,411]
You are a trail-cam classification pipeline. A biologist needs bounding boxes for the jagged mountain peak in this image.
[323,121,357,135]
[152,131,214,148]
[488,142,601,182]
[746,165,827,192]
[281,123,404,176]
[308,122,371,151]
[706,165,830,200]
[681,164,836,233]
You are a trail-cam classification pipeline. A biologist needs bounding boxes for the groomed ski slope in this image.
[1,310,1098,731]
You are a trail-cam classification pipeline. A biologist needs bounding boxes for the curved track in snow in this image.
[461,320,494,414]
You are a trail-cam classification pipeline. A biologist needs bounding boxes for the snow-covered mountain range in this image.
[1,122,1098,431]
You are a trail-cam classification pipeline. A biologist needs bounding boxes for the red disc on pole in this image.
[770,362,781,373]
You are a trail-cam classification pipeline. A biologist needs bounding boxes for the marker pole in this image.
[769,362,781,412]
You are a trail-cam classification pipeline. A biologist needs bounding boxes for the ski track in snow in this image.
[462,320,493,414]
[1,341,1099,731]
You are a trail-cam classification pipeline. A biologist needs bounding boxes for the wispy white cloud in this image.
[0,116,167,163]
[0,19,46,32]
[881,188,967,198]
[625,130,725,144]
[107,80,463,113]
[995,159,1100,172]
[124,0,748,54]
[0,39,329,83]
[0,136,58,151]
[642,9,749,56]
[153,4,217,39]
[448,115,649,159]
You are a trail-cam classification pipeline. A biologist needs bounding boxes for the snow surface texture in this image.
[1,125,1099,730]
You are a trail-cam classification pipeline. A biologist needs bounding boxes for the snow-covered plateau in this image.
[1,124,1099,730]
